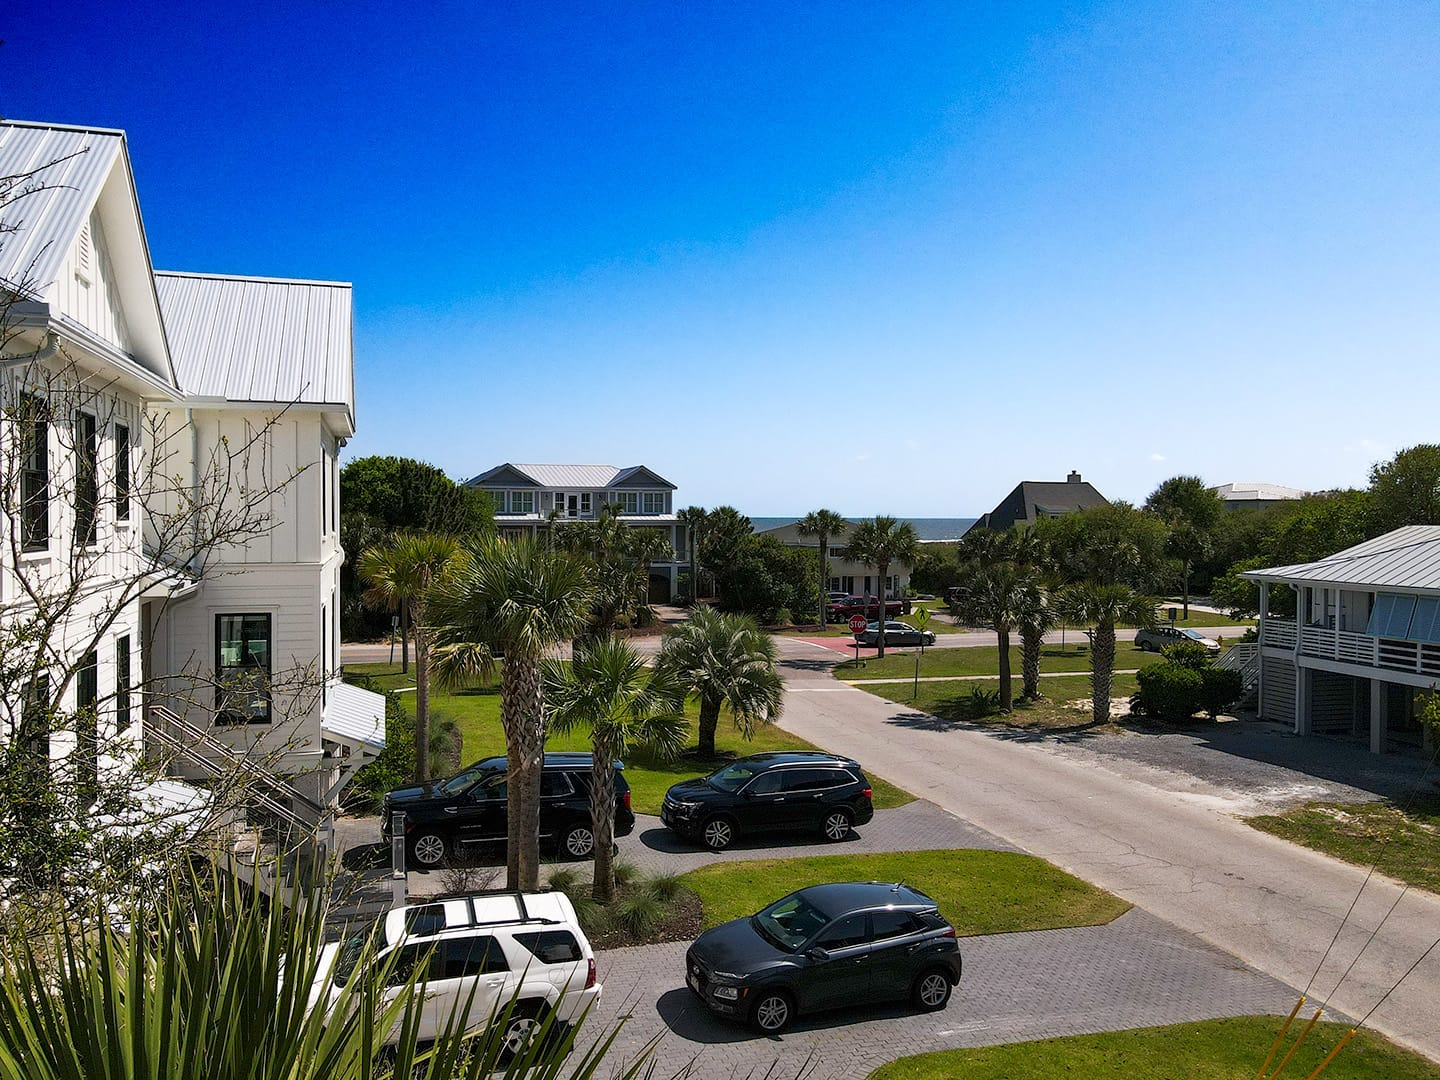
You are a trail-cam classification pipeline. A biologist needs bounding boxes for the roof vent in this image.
[1067,470,1082,484]
[74,220,94,285]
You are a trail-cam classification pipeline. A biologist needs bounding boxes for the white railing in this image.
[1216,643,1260,697]
[1298,625,1380,665]
[1261,619,1297,649]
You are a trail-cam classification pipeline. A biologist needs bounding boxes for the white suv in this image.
[313,891,602,1050]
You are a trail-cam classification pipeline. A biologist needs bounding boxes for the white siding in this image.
[52,212,132,353]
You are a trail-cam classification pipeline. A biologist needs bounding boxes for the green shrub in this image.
[634,605,656,628]
[968,687,1003,716]
[1132,664,1205,721]
[544,866,584,897]
[612,860,640,888]
[1159,641,1215,670]
[774,607,793,626]
[612,889,665,938]
[644,872,684,902]
[1200,667,1244,717]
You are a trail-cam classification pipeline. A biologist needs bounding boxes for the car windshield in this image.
[331,932,370,987]
[1181,629,1206,641]
[751,892,832,952]
[438,764,498,795]
[707,760,766,793]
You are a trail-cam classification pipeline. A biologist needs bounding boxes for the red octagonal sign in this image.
[848,614,868,634]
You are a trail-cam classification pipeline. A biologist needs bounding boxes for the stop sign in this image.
[848,614,868,634]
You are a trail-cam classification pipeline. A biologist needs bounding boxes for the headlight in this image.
[672,800,702,814]
[712,985,740,1000]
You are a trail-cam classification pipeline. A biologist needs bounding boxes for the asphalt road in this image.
[769,635,1440,1063]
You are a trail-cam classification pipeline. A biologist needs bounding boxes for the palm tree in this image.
[677,505,708,603]
[657,607,784,758]
[955,560,1026,711]
[1055,582,1159,726]
[358,532,467,782]
[1015,578,1055,700]
[796,509,847,625]
[434,536,594,889]
[626,524,675,612]
[842,516,920,658]
[546,639,687,903]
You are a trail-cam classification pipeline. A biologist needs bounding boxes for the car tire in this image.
[750,988,794,1034]
[408,831,449,869]
[497,1002,545,1063]
[560,823,595,860]
[701,816,736,851]
[820,808,853,843]
[912,968,952,1012]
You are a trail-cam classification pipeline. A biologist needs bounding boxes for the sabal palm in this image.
[358,532,467,782]
[657,607,783,758]
[434,536,594,890]
[797,509,847,624]
[677,506,707,602]
[545,639,687,903]
[1015,578,1055,700]
[1055,582,1158,726]
[842,516,920,658]
[956,560,1027,711]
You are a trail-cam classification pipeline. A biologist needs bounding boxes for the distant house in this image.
[465,463,685,602]
[1242,525,1440,754]
[1212,482,1308,513]
[969,471,1109,534]
[757,520,911,599]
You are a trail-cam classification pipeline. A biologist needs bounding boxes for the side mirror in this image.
[805,947,830,963]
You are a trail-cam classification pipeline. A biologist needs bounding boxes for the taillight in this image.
[623,790,631,810]
[942,928,956,938]
[862,787,873,800]
[585,957,596,989]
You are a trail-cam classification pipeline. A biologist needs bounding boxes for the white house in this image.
[0,119,383,827]
[1242,525,1440,754]
[466,462,687,602]
[756,520,911,599]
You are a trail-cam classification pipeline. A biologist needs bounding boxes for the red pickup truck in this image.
[826,595,910,623]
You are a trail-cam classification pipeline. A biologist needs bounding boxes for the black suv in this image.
[686,881,963,1033]
[382,753,634,868]
[660,752,875,851]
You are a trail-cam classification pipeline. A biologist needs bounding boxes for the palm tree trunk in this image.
[590,733,616,904]
[502,652,545,890]
[817,529,828,628]
[1182,563,1190,619]
[876,560,889,658]
[997,627,1013,711]
[414,627,431,782]
[698,693,721,758]
[400,599,410,674]
[1090,621,1116,726]
[1021,626,1043,700]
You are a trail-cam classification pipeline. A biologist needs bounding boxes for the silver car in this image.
[1134,626,1220,653]
[857,621,936,647]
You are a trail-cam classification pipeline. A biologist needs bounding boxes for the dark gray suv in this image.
[685,881,963,1033]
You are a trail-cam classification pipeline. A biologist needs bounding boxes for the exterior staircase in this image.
[1215,642,1260,710]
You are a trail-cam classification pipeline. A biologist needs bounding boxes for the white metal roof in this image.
[322,681,386,754]
[471,463,675,489]
[0,121,124,297]
[1241,526,1440,593]
[154,270,354,426]
[1213,482,1308,502]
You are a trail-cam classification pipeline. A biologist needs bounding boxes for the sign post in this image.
[390,809,408,907]
[848,614,868,668]
[912,607,932,700]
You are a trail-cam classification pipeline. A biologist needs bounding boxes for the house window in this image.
[76,649,98,802]
[215,614,272,724]
[116,635,132,732]
[510,490,534,514]
[828,546,844,558]
[20,396,49,551]
[617,491,640,514]
[76,411,99,545]
[642,492,665,514]
[114,423,130,521]
[22,672,50,767]
[492,490,507,514]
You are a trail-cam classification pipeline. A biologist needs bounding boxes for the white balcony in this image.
[1261,618,1440,677]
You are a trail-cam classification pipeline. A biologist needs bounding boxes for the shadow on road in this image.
[637,826,862,855]
[654,987,918,1044]
[779,657,843,674]
[341,841,390,871]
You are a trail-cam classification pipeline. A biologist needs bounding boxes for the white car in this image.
[312,890,601,1051]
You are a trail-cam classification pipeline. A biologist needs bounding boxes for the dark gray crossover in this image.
[685,881,963,1033]
[660,752,876,851]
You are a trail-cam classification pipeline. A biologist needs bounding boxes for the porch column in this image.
[1257,583,1269,715]
[1295,666,1312,736]
[1370,679,1386,754]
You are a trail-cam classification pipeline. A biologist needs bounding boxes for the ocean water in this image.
[750,517,977,542]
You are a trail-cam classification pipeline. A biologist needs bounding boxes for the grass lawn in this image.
[866,1017,1440,1079]
[1149,607,1257,629]
[836,642,1155,681]
[678,849,1129,936]
[858,673,1142,731]
[344,663,914,814]
[1248,797,1440,894]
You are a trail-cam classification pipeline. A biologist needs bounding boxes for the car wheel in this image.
[701,816,735,851]
[497,1003,545,1063]
[750,989,794,1034]
[820,808,853,843]
[561,823,595,859]
[408,832,448,869]
[912,968,952,1012]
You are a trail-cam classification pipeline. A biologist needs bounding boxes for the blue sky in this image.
[6,2,1439,514]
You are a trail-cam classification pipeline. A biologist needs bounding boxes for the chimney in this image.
[1067,470,1082,484]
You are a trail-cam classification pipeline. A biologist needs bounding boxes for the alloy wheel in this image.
[500,1014,539,1058]
[753,993,790,1033]
[918,971,950,1008]
[411,834,445,866]
[565,826,595,858]
[703,818,733,850]
[822,812,851,842]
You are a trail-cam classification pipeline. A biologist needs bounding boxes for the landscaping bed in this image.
[866,1016,1440,1079]
[1248,796,1440,894]
[858,674,1143,731]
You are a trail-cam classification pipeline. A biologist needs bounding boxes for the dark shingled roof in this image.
[971,474,1109,533]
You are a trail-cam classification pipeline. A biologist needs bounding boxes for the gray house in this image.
[970,471,1109,534]
[465,463,685,601]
